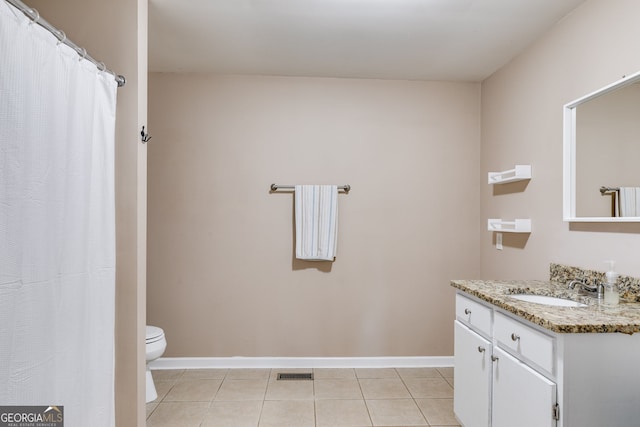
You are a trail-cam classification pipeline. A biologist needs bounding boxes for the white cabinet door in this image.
[492,347,557,427]
[454,321,491,427]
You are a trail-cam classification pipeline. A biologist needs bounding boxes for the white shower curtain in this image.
[0,3,116,426]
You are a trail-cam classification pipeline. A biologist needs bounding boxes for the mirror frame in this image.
[563,70,640,222]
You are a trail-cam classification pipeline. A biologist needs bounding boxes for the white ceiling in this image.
[148,0,586,82]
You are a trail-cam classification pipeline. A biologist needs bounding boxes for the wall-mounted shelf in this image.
[487,219,531,233]
[488,165,532,184]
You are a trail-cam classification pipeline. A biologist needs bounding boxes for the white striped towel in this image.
[295,185,338,261]
[618,187,640,217]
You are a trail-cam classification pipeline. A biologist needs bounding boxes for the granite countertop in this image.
[451,279,640,334]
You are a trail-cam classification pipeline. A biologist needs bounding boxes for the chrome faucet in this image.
[568,279,603,298]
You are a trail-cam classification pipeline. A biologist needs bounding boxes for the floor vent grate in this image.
[276,372,314,381]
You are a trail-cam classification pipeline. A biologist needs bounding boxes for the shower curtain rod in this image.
[4,0,126,87]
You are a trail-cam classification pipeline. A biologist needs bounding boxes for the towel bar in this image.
[600,186,619,194]
[270,184,351,193]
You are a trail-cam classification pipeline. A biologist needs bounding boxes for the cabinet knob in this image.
[477,346,485,353]
[464,308,471,315]
[491,355,499,362]
[511,333,520,341]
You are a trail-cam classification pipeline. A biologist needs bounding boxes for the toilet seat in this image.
[146,326,164,344]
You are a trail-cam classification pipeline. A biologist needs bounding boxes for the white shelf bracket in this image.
[487,218,531,233]
[488,165,532,184]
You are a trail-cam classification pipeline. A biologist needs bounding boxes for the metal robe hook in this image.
[140,126,152,143]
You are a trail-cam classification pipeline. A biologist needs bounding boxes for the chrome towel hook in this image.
[140,126,151,143]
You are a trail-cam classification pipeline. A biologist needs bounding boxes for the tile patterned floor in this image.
[146,367,459,427]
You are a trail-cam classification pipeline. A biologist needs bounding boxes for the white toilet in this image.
[145,325,167,403]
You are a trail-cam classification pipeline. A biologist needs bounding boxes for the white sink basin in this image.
[510,294,587,307]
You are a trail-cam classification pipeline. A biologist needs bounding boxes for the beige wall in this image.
[147,74,481,357]
[28,0,148,426]
[481,0,640,280]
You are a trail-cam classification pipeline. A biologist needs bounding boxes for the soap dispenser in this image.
[603,260,620,306]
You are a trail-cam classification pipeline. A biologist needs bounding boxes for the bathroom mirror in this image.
[563,70,640,222]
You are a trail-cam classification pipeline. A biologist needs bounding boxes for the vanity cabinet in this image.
[455,293,557,427]
[454,290,640,427]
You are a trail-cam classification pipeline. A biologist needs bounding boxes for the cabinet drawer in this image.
[456,293,492,337]
[494,312,555,375]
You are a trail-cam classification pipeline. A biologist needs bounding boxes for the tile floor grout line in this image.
[256,370,267,427]
[396,367,431,426]
[359,371,375,427]
[312,369,317,427]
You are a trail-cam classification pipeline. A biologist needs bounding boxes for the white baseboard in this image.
[149,356,453,370]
